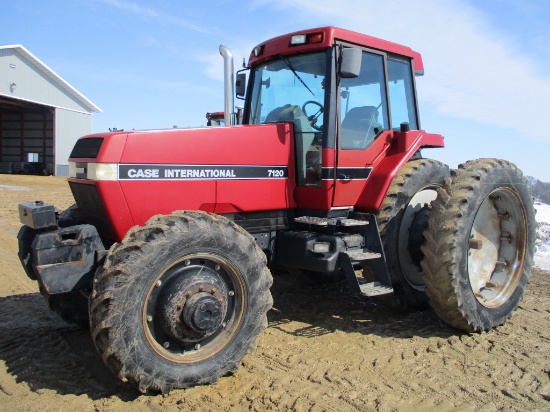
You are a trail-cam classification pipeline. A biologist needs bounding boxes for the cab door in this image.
[332,49,421,208]
[333,48,390,207]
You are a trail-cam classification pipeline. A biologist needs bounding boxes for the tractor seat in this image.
[341,106,382,149]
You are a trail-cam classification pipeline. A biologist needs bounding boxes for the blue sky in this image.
[4,0,550,181]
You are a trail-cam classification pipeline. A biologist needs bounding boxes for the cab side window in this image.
[340,51,388,150]
[387,58,418,130]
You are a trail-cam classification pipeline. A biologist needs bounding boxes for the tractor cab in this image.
[241,27,427,212]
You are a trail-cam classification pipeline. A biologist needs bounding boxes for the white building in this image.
[0,45,101,175]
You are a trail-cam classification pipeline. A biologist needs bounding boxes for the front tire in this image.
[422,159,536,332]
[375,159,450,309]
[90,211,273,393]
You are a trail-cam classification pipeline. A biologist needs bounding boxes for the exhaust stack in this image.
[219,45,235,126]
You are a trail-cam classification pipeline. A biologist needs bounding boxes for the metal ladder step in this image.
[294,216,369,226]
[344,250,381,261]
[359,281,394,297]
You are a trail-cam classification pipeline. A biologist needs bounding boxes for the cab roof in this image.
[248,26,424,75]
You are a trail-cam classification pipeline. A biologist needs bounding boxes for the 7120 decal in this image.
[268,169,285,177]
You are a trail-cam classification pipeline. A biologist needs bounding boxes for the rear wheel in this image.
[422,159,536,332]
[90,211,272,393]
[374,159,450,309]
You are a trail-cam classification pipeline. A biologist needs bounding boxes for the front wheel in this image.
[422,159,536,332]
[90,211,273,393]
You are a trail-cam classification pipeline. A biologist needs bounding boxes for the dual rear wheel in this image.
[377,158,535,332]
[374,158,450,309]
[421,159,536,331]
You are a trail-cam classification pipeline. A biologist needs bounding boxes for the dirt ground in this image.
[0,174,549,411]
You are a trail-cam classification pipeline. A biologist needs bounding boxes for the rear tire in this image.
[90,211,273,393]
[375,159,450,309]
[422,159,536,332]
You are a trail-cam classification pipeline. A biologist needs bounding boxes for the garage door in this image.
[0,109,54,174]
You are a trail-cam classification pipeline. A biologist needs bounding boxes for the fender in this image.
[356,130,444,212]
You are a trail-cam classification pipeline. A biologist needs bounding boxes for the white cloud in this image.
[95,0,215,34]
[254,0,550,142]
[199,52,225,82]
[197,46,255,83]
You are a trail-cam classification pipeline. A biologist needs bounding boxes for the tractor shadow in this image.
[267,270,459,340]
[0,273,459,399]
[0,293,138,401]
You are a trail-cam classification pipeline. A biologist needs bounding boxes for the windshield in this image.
[248,52,328,186]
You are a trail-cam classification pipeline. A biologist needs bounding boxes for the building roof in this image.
[0,44,102,113]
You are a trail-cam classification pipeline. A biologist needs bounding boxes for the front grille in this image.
[69,182,116,240]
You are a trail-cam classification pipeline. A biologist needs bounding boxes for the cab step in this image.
[294,216,369,227]
[338,248,393,298]
[344,250,381,261]
[359,281,394,297]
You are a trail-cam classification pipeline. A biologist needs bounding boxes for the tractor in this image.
[17,27,536,393]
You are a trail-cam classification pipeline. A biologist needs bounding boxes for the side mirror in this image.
[236,72,246,98]
[340,47,362,78]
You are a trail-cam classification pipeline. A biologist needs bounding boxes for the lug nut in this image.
[469,238,483,249]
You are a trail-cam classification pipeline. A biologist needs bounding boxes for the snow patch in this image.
[534,203,550,272]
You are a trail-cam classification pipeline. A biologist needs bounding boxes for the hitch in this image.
[17,201,106,294]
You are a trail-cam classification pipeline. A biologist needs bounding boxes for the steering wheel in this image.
[302,101,324,131]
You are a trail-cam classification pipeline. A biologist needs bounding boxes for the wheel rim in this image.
[468,188,527,308]
[143,253,245,363]
[398,187,439,290]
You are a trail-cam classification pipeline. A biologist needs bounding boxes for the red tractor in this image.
[17,27,536,393]
[206,111,225,126]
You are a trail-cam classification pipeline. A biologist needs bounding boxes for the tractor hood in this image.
[67,124,297,240]
[69,124,295,176]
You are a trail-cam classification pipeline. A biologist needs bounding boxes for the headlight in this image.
[313,242,331,253]
[88,163,118,180]
[69,162,118,180]
[68,162,77,178]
